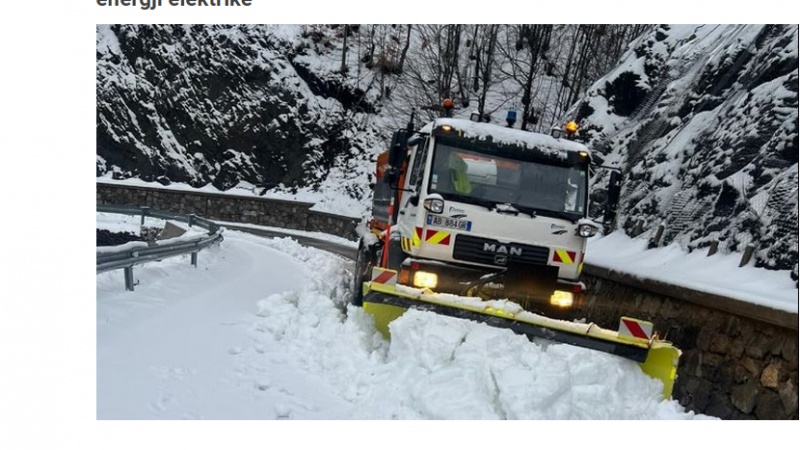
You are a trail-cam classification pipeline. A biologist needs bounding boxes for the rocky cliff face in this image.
[96,24,380,200]
[571,24,798,274]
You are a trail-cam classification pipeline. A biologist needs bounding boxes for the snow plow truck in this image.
[352,111,681,399]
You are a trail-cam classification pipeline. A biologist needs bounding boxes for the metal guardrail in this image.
[97,205,224,290]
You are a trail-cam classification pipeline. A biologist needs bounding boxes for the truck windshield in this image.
[428,140,587,220]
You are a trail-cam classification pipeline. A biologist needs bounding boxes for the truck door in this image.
[396,136,429,250]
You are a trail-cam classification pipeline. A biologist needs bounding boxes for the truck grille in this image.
[452,234,550,267]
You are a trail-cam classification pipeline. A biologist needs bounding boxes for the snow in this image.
[97,175,364,218]
[97,218,713,420]
[96,211,213,253]
[97,211,165,234]
[420,118,591,156]
[214,220,358,248]
[95,24,121,56]
[587,231,798,313]
[659,110,717,159]
[607,55,651,90]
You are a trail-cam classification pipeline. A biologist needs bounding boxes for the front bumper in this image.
[400,258,585,318]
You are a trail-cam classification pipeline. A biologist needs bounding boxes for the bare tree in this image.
[388,24,469,121]
[471,24,501,118]
[340,25,349,74]
[354,24,648,130]
[395,25,412,74]
[496,25,553,129]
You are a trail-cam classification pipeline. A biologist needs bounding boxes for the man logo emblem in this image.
[494,254,508,265]
[483,243,522,256]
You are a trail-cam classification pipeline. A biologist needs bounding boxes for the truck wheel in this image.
[386,237,405,271]
[351,238,373,306]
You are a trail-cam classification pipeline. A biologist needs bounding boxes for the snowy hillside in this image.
[570,24,798,274]
[96,25,382,207]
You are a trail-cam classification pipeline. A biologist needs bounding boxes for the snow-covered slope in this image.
[570,25,798,274]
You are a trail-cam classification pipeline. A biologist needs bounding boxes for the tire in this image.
[351,238,373,306]
[386,236,405,271]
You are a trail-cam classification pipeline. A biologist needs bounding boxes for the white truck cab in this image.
[361,117,620,317]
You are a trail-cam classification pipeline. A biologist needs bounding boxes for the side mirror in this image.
[385,168,399,187]
[386,129,411,191]
[388,129,410,172]
[603,170,622,227]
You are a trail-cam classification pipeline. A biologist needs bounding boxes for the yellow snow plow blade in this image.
[362,273,681,400]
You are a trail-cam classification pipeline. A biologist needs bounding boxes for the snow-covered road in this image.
[96,215,711,420]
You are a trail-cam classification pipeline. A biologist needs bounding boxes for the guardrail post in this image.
[191,252,198,267]
[124,266,134,291]
[188,213,195,228]
[707,240,719,257]
[141,206,150,226]
[739,244,755,267]
[648,224,665,249]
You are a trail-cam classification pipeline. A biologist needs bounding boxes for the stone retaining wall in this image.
[96,182,360,240]
[578,274,798,420]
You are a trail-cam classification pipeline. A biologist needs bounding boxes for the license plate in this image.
[427,215,472,231]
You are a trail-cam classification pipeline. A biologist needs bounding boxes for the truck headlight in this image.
[577,224,598,238]
[413,271,438,289]
[550,290,574,308]
[423,198,444,213]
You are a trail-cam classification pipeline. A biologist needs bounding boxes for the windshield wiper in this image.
[508,204,538,218]
[495,203,521,216]
[442,193,497,211]
[507,202,580,222]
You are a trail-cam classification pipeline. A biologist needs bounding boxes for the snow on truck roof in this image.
[418,118,591,156]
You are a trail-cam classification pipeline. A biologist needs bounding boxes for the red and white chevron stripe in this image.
[371,267,397,285]
[618,317,653,340]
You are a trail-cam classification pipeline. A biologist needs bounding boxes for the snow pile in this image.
[363,310,696,419]
[96,211,213,254]
[96,211,168,235]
